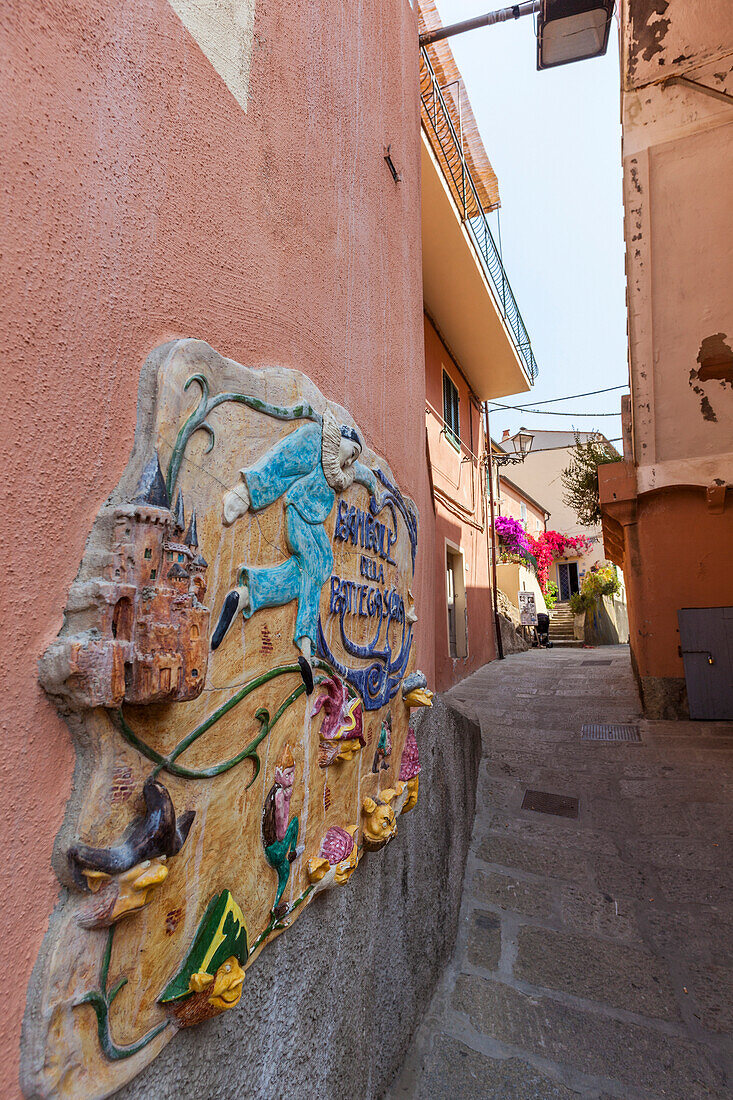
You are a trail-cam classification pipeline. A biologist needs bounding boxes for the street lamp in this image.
[494,429,534,466]
[419,0,615,70]
[537,0,615,69]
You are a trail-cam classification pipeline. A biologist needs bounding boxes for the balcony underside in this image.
[421,131,532,402]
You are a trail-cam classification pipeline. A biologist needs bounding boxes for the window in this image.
[144,547,152,559]
[442,371,460,448]
[520,502,527,528]
[446,545,468,659]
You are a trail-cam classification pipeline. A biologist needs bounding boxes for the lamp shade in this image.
[514,430,534,456]
[537,0,614,69]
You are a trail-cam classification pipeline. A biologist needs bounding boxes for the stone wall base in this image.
[639,675,689,719]
[115,696,481,1100]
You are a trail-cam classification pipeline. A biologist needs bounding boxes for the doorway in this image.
[678,607,733,719]
[558,562,579,602]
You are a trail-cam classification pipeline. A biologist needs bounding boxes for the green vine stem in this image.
[249,885,315,954]
[165,374,322,498]
[74,926,169,1060]
[111,663,331,784]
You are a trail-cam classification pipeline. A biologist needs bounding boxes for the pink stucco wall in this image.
[1,2,428,1093]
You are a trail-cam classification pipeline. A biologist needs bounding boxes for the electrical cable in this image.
[487,405,622,417]
[489,384,628,409]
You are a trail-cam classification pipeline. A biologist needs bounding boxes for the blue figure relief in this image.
[212,409,377,692]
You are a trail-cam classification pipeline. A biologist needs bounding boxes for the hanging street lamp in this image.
[537,0,615,68]
[493,428,534,466]
[419,0,615,70]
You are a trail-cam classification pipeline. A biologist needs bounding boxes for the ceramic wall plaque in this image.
[23,340,431,1100]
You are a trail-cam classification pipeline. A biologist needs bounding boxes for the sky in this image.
[432,1,628,446]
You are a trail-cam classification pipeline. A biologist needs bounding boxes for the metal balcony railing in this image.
[420,47,539,383]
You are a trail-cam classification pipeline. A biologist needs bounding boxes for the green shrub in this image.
[544,581,559,610]
[569,592,587,615]
[571,565,620,615]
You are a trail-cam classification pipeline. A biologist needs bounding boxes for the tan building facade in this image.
[499,430,611,599]
[600,1,733,717]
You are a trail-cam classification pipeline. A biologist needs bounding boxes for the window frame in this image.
[442,369,461,451]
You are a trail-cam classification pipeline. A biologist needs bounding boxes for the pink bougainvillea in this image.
[494,517,590,596]
[526,530,591,593]
[494,515,533,559]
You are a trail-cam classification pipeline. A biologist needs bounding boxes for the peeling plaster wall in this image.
[622,0,733,470]
[624,0,733,90]
[0,1,428,1095]
[617,1,733,707]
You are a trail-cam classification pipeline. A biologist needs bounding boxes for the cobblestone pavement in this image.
[387,646,733,1100]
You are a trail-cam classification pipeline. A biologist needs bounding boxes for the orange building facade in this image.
[424,315,496,689]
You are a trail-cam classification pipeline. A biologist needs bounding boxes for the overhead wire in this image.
[487,405,622,417]
[489,384,628,409]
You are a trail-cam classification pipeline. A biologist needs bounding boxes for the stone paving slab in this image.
[387,647,733,1100]
[419,1038,582,1100]
[513,926,679,1020]
[475,835,595,883]
[451,976,725,1100]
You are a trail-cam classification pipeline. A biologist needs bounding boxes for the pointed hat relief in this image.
[277,743,295,770]
[399,727,421,782]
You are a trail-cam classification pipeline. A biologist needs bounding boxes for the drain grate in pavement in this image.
[521,789,579,818]
[582,659,612,665]
[581,723,641,742]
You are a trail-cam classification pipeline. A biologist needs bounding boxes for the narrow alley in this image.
[389,647,733,1100]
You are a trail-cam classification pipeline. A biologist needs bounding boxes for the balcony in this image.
[420,47,538,399]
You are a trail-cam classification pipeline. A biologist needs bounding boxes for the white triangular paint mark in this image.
[167,0,257,112]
